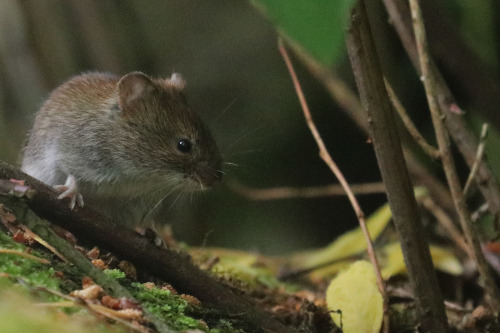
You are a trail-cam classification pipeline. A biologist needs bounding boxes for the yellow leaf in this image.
[290,202,392,278]
[189,247,280,288]
[380,242,463,278]
[326,260,383,333]
[429,245,463,275]
[379,242,407,278]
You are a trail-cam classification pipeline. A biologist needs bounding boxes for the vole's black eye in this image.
[177,139,192,153]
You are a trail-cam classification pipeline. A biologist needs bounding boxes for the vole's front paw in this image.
[54,174,84,210]
[135,227,168,249]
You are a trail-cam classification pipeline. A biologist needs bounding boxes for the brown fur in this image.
[22,72,222,227]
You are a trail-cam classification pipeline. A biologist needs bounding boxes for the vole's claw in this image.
[54,175,84,209]
[76,194,84,208]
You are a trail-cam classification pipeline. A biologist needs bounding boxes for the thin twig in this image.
[419,196,471,257]
[278,38,387,305]
[384,78,440,160]
[471,203,490,223]
[482,244,500,276]
[346,2,448,331]
[20,225,68,263]
[34,286,151,333]
[463,123,489,196]
[0,248,50,264]
[36,302,150,333]
[382,0,500,230]
[409,0,500,310]
[35,287,147,333]
[230,181,385,200]
[284,34,456,216]
[279,252,365,281]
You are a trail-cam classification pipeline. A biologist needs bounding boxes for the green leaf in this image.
[326,260,383,333]
[252,0,355,66]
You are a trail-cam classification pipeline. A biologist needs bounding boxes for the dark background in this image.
[0,0,497,253]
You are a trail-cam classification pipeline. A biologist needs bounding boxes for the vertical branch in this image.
[382,0,500,231]
[384,79,440,160]
[409,0,500,310]
[286,40,456,216]
[463,124,489,196]
[278,41,386,303]
[346,1,449,331]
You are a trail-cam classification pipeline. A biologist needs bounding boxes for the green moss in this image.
[131,282,206,331]
[0,228,126,333]
[0,230,244,332]
[103,268,126,280]
[208,320,246,333]
[0,288,126,333]
[130,282,246,332]
[0,231,60,293]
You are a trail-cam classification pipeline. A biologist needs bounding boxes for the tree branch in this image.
[284,31,456,218]
[230,180,385,200]
[384,78,440,160]
[419,0,500,130]
[346,1,448,331]
[278,40,387,307]
[0,195,175,333]
[0,161,296,333]
[409,0,500,310]
[463,124,489,196]
[419,195,471,257]
[382,0,500,230]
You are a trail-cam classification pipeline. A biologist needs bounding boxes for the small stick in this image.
[419,196,471,257]
[0,248,50,264]
[384,78,440,160]
[230,181,386,200]
[284,37,456,216]
[471,203,490,223]
[347,2,448,330]
[482,244,500,276]
[35,293,150,333]
[278,39,386,302]
[279,252,364,280]
[382,0,500,232]
[409,0,500,309]
[32,284,150,333]
[20,225,68,263]
[463,123,489,196]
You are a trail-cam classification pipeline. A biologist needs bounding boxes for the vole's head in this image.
[115,72,223,190]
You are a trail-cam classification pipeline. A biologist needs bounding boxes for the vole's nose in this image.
[201,168,223,188]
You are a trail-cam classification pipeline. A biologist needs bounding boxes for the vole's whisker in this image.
[145,184,180,218]
[222,149,262,157]
[165,191,183,214]
[213,94,242,123]
[223,125,264,152]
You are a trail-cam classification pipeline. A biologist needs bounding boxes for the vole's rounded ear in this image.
[170,73,186,90]
[118,72,154,109]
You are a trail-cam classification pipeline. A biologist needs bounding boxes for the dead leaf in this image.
[70,284,103,300]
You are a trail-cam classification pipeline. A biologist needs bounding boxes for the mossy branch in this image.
[0,196,176,333]
[0,160,296,333]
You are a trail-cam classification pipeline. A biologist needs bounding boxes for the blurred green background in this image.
[0,0,498,254]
